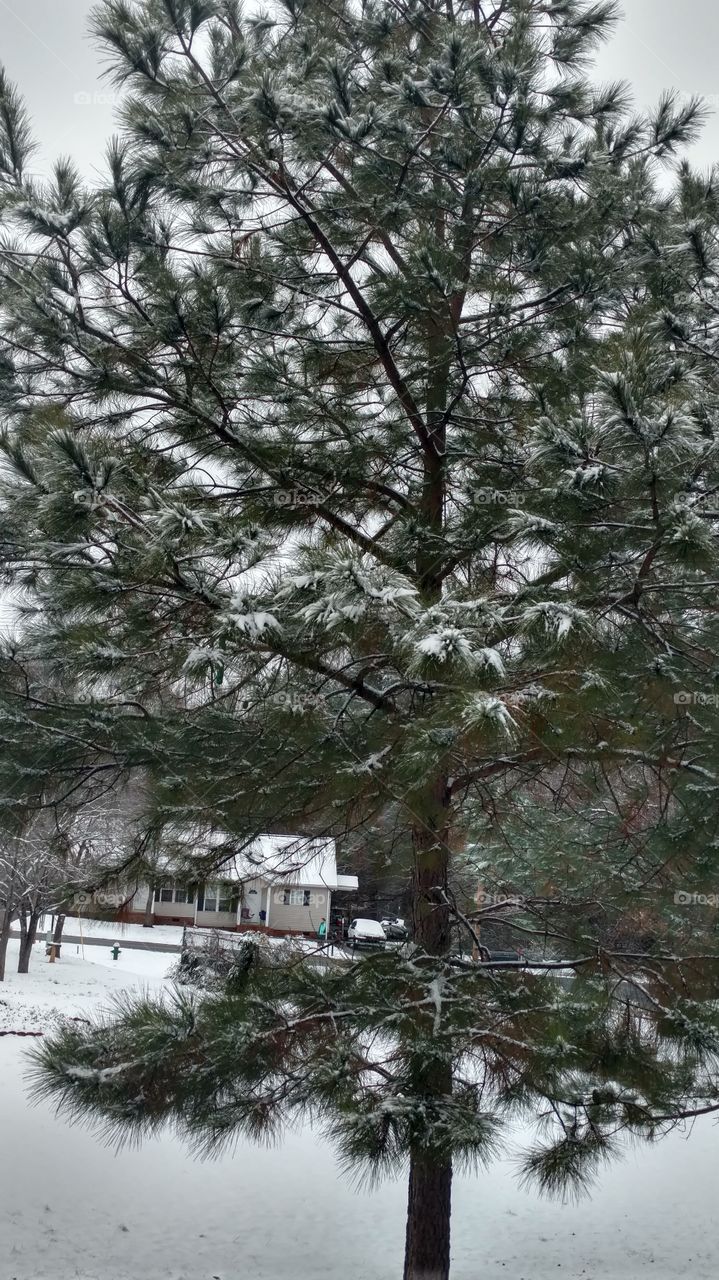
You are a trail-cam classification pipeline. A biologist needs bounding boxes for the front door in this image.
[243,884,262,926]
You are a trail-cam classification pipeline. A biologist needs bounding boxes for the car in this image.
[347,918,387,949]
[381,916,409,942]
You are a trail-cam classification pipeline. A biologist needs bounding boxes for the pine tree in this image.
[2,2,719,1276]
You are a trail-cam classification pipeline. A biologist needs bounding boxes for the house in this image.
[121,834,359,937]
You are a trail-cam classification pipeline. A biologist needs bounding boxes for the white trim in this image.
[336,874,359,891]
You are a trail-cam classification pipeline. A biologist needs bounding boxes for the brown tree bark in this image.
[17,909,41,973]
[404,780,454,1280]
[409,778,452,954]
[0,908,11,982]
[403,1154,453,1280]
[143,884,155,927]
[401,174,456,1266]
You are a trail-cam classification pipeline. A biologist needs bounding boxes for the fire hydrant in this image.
[110,943,121,961]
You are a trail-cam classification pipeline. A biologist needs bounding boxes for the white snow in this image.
[48,916,186,945]
[0,937,172,1035]
[1,940,719,1279]
[463,693,518,737]
[217,833,344,890]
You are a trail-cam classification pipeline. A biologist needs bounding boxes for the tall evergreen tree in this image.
[2,2,719,1276]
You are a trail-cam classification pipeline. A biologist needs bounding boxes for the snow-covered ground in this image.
[41,915,187,945]
[1,939,718,1280]
[0,937,173,1034]
[35,915,338,952]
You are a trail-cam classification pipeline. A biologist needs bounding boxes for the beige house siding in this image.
[196,909,238,927]
[268,888,329,934]
[153,900,194,921]
[120,879,333,935]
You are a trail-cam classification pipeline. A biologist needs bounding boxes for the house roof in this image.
[220,834,357,892]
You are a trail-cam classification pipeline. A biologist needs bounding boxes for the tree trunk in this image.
[404,1153,453,1280]
[17,911,40,973]
[0,908,11,982]
[53,913,66,946]
[406,153,454,1278]
[409,777,452,954]
[17,910,28,970]
[143,884,155,927]
[403,778,454,1280]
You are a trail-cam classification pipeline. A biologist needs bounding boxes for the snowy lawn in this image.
[1,940,719,1280]
[35,916,338,952]
[39,915,186,945]
[0,937,173,1034]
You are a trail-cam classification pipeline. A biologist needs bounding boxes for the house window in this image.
[156,884,194,905]
[203,884,234,913]
[283,888,311,907]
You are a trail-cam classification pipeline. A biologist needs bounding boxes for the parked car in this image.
[381,916,409,942]
[348,918,387,949]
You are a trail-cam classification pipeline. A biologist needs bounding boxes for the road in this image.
[9,930,182,954]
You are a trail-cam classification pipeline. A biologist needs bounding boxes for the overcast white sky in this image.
[2,0,719,178]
